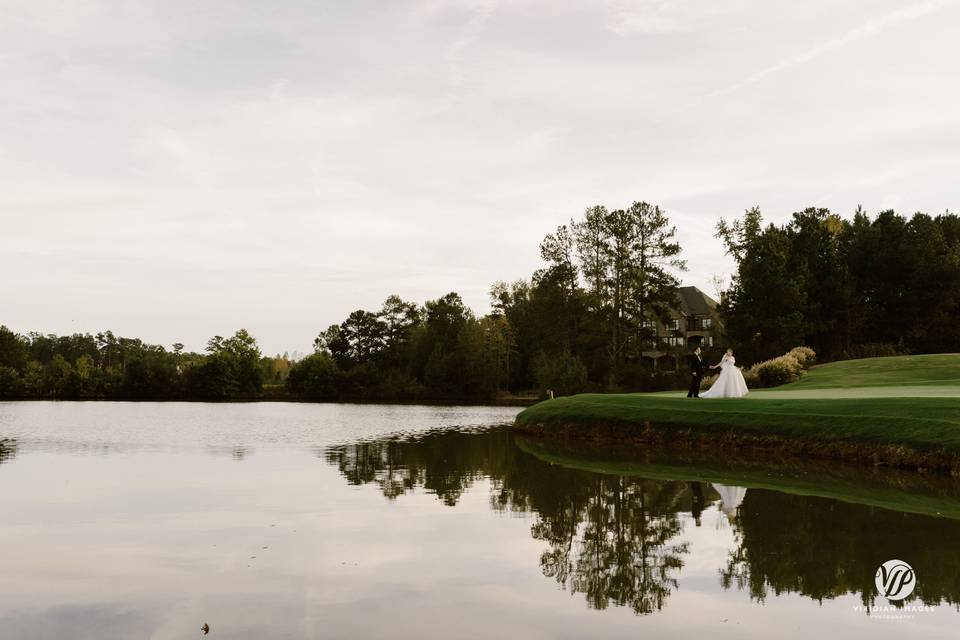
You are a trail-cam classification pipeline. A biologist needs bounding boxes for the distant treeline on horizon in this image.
[2,203,959,402]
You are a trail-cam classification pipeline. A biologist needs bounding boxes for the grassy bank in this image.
[514,354,960,473]
[515,436,960,520]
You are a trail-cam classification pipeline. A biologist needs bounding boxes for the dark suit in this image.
[687,352,704,398]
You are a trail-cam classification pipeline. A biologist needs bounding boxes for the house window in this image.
[689,317,713,331]
[666,319,680,331]
[663,336,684,347]
[641,320,657,330]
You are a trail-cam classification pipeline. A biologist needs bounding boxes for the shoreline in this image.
[513,378,960,476]
[512,355,960,476]
[513,435,960,519]
[0,396,537,407]
[512,417,960,475]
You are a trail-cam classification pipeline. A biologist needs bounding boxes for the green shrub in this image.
[0,366,22,398]
[286,352,341,399]
[534,351,588,397]
[839,342,908,360]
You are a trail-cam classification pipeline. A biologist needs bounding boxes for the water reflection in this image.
[325,427,696,613]
[325,426,960,616]
[323,428,494,505]
[0,437,17,464]
[712,483,747,521]
[721,490,960,609]
[4,401,960,637]
[533,476,690,614]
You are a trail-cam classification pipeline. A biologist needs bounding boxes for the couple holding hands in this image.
[687,346,748,399]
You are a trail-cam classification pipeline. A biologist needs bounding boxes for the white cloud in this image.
[604,0,745,34]
[718,0,953,94]
[441,0,498,88]
[1,0,958,353]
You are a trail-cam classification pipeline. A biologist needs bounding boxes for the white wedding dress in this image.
[700,354,749,398]
[711,483,747,517]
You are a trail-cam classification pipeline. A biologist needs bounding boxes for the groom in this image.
[687,346,704,398]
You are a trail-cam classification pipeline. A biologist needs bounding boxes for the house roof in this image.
[676,286,718,316]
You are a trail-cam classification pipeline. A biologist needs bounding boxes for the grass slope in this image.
[784,353,960,390]
[515,354,960,464]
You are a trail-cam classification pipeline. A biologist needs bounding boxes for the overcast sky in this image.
[2,0,958,355]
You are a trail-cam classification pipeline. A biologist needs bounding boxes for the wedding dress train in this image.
[700,354,749,398]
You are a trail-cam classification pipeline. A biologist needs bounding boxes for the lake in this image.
[1,401,958,639]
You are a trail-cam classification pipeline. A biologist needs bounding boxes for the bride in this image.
[700,349,749,398]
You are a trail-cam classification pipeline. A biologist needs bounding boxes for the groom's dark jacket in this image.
[687,353,704,377]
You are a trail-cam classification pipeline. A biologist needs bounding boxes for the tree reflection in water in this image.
[324,427,695,614]
[535,476,689,614]
[720,489,960,610]
[0,438,16,464]
[324,426,960,615]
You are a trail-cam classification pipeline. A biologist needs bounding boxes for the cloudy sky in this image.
[2,0,958,355]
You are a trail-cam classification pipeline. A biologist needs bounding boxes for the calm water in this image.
[1,401,959,639]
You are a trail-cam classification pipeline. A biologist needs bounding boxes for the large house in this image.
[640,286,723,371]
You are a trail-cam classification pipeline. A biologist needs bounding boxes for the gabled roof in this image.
[676,286,717,316]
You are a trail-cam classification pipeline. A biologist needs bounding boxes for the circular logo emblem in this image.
[875,559,916,601]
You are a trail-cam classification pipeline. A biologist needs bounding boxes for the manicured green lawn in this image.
[783,353,960,390]
[515,354,960,456]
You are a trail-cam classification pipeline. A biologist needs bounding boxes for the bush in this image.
[839,342,908,360]
[533,351,588,397]
[647,370,690,393]
[339,361,381,398]
[286,352,340,399]
[615,361,687,392]
[741,367,759,388]
[743,346,817,388]
[184,353,240,399]
[0,366,22,398]
[754,355,802,387]
[785,346,816,368]
[699,373,718,390]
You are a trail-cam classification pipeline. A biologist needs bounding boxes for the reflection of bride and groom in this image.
[712,483,746,523]
[687,346,749,399]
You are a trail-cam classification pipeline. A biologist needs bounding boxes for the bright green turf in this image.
[659,385,960,399]
[515,354,960,454]
[783,353,960,390]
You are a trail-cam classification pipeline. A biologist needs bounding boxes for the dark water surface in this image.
[1,401,959,639]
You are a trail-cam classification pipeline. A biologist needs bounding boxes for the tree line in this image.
[0,199,689,401]
[0,328,285,400]
[291,200,690,400]
[3,201,959,401]
[716,206,960,363]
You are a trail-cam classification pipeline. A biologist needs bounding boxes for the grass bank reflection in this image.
[325,427,960,615]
